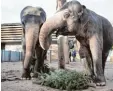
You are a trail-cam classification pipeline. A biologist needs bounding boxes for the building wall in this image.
[1,43,5,50]
[5,42,22,52]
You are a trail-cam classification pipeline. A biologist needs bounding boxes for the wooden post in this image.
[57,35,65,69]
[49,50,51,63]
[47,50,52,63]
[56,0,70,69]
[63,36,70,64]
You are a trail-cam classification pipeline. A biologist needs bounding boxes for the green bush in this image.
[34,69,91,90]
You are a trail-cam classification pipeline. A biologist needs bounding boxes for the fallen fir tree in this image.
[33,69,91,90]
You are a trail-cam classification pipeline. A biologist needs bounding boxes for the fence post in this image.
[63,36,70,64]
[57,36,65,69]
[48,50,51,63]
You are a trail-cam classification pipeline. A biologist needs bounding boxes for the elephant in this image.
[20,6,50,79]
[39,0,113,86]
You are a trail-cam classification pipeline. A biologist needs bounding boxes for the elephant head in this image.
[39,1,87,50]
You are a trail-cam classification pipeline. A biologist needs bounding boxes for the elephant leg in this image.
[102,51,109,72]
[41,49,48,72]
[89,35,105,86]
[85,56,95,79]
[33,45,46,77]
[79,46,94,77]
[22,51,35,79]
[30,52,36,73]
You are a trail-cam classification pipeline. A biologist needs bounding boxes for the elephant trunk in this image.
[24,24,39,69]
[39,12,65,50]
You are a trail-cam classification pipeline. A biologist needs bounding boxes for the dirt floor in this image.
[1,61,113,91]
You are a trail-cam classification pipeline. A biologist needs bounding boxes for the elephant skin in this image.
[20,6,50,79]
[39,1,113,86]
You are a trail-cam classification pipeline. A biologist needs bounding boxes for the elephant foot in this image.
[96,82,106,86]
[93,75,106,86]
[32,72,38,78]
[22,68,31,80]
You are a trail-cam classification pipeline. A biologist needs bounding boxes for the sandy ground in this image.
[1,61,113,91]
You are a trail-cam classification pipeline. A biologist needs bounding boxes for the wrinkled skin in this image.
[39,1,113,86]
[21,6,50,79]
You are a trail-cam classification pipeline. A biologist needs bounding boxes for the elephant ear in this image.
[78,5,86,17]
[63,9,70,20]
[82,5,86,9]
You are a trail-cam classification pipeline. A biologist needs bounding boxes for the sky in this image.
[1,0,113,24]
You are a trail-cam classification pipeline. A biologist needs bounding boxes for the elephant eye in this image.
[64,12,70,19]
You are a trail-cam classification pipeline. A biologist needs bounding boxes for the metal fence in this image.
[1,50,22,62]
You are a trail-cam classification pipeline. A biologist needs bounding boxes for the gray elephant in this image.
[39,1,113,86]
[20,6,50,79]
